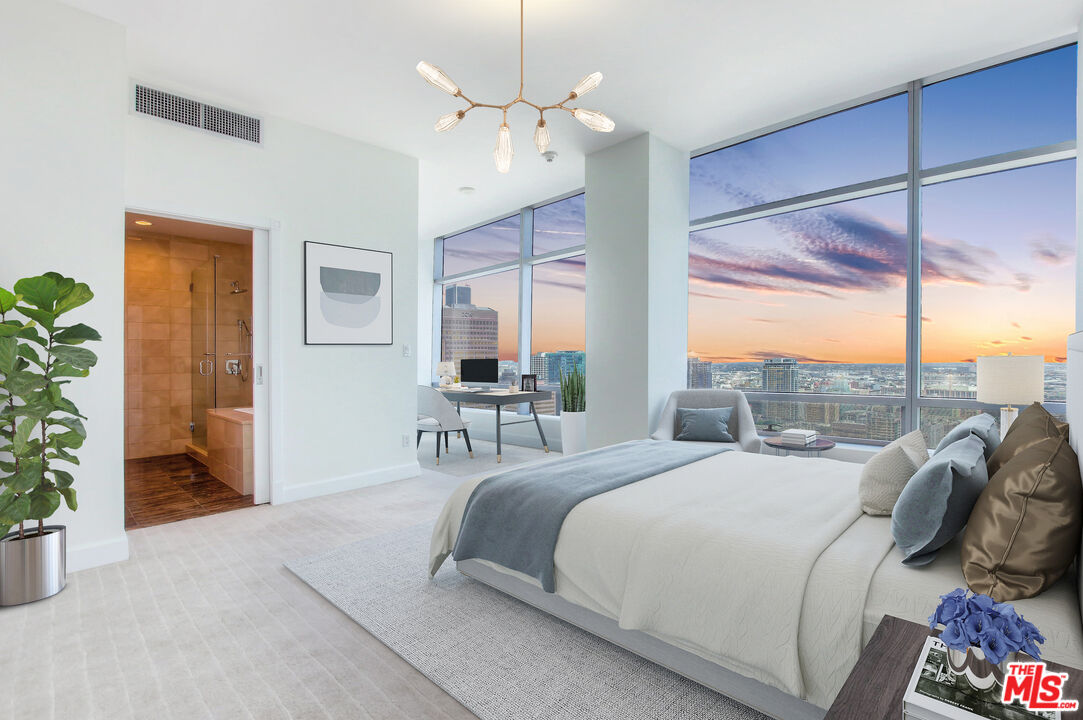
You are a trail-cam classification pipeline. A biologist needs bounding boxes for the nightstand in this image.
[825,615,1083,719]
[763,437,836,457]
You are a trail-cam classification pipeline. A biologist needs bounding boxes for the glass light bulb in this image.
[573,108,615,132]
[435,111,463,132]
[416,61,459,96]
[570,72,603,98]
[493,123,514,173]
[533,119,550,154]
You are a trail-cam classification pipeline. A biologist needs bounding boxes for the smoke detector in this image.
[542,151,558,163]
[458,186,476,195]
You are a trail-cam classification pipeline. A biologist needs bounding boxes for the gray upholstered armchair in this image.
[650,389,762,453]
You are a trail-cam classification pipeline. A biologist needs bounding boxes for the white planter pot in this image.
[560,411,587,455]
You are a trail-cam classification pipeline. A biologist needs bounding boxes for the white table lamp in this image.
[976,354,1044,438]
[436,361,456,388]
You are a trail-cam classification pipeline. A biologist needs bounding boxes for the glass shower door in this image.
[191,258,216,450]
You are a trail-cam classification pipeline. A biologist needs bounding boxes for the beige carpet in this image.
[416,437,559,476]
[287,524,768,720]
[0,470,479,720]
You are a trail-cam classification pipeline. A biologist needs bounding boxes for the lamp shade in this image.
[436,361,456,377]
[976,355,1044,406]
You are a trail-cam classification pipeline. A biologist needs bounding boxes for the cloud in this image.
[689,286,785,306]
[747,317,783,324]
[744,349,839,363]
[690,195,1035,300]
[1029,234,1073,265]
[1011,322,1021,329]
[1021,336,1033,341]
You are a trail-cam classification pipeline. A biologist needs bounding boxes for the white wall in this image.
[584,133,689,449]
[126,110,421,503]
[1,0,421,572]
[0,0,128,570]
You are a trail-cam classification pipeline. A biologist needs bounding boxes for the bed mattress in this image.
[430,450,1083,710]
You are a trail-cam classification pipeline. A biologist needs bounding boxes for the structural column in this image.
[585,133,689,448]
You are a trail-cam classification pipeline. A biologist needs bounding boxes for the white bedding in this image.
[429,449,1083,710]
[431,451,888,706]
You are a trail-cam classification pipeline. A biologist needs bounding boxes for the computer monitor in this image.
[459,358,499,384]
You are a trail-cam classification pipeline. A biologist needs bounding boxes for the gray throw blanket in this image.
[452,439,729,592]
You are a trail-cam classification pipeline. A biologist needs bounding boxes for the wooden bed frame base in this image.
[457,559,826,720]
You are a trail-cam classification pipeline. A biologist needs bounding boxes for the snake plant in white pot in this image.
[559,367,586,455]
[0,273,99,605]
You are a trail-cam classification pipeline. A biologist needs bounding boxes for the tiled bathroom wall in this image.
[125,233,252,459]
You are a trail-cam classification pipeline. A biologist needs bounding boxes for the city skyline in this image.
[440,195,587,362]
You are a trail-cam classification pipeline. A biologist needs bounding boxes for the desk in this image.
[438,389,552,462]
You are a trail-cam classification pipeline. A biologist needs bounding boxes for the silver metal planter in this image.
[0,525,66,606]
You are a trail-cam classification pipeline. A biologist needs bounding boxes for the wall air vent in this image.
[133,84,261,144]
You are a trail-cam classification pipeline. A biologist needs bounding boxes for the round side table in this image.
[763,437,836,457]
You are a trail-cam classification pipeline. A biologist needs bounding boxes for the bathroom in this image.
[124,213,257,529]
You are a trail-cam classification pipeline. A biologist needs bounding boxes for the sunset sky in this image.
[443,195,586,361]
[441,46,1076,368]
[689,45,1076,365]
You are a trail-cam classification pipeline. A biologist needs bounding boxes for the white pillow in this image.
[859,430,928,516]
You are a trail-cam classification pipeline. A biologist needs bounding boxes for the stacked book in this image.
[903,636,1058,720]
[779,428,818,447]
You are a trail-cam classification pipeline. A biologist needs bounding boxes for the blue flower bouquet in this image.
[928,588,1045,691]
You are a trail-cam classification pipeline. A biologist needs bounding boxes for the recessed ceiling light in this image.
[134,220,153,226]
[458,186,476,195]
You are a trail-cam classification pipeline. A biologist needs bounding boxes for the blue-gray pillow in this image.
[675,407,734,443]
[891,434,989,566]
[934,412,1000,460]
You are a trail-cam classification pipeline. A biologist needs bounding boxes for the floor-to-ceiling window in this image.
[434,192,586,415]
[688,43,1076,444]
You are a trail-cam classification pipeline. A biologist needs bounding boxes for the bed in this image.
[428,333,1083,719]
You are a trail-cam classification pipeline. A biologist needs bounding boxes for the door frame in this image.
[125,205,281,506]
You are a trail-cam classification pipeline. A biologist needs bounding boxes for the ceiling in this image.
[125,212,253,244]
[69,0,1083,236]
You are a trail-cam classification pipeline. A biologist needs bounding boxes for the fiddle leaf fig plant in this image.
[0,273,99,539]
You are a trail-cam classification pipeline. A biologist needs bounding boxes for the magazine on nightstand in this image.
[903,636,1058,720]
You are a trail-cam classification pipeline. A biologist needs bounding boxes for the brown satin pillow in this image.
[961,434,1082,601]
[986,402,1068,477]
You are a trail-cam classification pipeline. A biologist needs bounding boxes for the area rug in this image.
[285,524,768,720]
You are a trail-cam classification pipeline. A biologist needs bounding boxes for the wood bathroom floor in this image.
[125,453,254,529]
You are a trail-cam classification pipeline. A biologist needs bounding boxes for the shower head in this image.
[230,281,248,294]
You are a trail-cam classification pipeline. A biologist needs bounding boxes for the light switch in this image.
[402,344,412,358]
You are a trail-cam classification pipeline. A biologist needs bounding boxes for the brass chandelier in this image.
[416,0,614,174]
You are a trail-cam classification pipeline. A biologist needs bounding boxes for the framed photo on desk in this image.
[520,374,537,392]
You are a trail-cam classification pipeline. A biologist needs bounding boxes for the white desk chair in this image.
[417,385,473,465]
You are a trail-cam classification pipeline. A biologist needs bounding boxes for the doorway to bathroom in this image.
[123,212,260,529]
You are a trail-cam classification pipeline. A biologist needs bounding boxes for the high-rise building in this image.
[762,358,799,392]
[444,284,472,306]
[441,284,498,373]
[530,354,550,384]
[803,402,840,426]
[530,351,585,387]
[687,357,713,389]
[527,350,584,415]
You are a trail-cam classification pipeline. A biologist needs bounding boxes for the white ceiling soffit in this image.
[64,0,1083,234]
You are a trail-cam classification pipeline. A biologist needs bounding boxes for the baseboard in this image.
[67,533,130,574]
[275,461,422,504]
